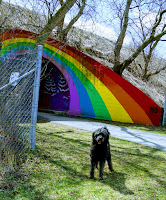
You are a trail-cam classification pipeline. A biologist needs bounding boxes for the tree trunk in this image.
[37,0,77,45]
[57,0,86,43]
[113,0,132,71]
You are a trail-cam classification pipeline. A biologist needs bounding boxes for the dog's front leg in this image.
[90,161,95,179]
[99,161,105,180]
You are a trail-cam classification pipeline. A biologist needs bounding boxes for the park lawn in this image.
[0,120,166,200]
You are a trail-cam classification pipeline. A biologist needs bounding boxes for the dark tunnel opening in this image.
[39,58,70,112]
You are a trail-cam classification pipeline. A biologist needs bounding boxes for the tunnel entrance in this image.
[39,58,70,111]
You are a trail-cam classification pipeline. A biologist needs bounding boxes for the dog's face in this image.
[92,127,110,145]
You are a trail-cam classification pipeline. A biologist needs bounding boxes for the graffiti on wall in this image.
[0,29,161,126]
[39,58,70,111]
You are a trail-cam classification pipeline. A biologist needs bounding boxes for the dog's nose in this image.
[97,136,103,143]
[98,136,102,140]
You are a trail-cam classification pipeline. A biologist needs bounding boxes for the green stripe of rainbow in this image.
[0,29,161,126]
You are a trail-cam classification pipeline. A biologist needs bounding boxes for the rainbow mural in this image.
[0,29,161,126]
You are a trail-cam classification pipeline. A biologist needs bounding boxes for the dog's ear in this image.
[92,131,96,143]
[103,126,111,136]
[103,127,110,142]
[92,131,95,138]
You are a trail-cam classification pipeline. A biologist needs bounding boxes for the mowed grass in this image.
[0,120,166,200]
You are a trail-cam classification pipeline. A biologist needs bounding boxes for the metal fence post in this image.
[30,45,43,150]
[162,94,166,126]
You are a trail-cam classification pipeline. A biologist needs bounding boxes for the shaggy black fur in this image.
[90,127,114,180]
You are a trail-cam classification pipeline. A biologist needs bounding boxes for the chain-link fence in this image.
[0,45,43,173]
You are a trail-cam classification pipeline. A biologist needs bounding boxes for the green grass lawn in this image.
[0,120,166,200]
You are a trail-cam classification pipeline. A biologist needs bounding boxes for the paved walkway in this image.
[38,112,166,151]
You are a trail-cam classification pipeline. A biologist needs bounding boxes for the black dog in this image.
[90,127,114,180]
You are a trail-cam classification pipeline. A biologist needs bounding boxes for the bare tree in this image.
[38,0,86,43]
[109,0,166,77]
[55,0,86,42]
[37,0,77,45]
[132,1,166,80]
[113,0,132,74]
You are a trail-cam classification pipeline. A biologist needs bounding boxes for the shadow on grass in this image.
[104,171,134,195]
[34,144,89,179]
[114,152,166,189]
[0,167,53,200]
[111,144,166,161]
[111,146,166,189]
[34,145,135,196]
[49,132,90,147]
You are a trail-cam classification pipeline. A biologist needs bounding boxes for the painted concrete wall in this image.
[0,29,161,126]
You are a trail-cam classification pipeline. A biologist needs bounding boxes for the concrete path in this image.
[38,112,166,151]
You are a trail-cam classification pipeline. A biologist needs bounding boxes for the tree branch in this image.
[37,0,77,45]
[113,0,132,68]
[146,65,166,80]
[151,9,166,37]
[61,0,86,42]
[116,29,166,75]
